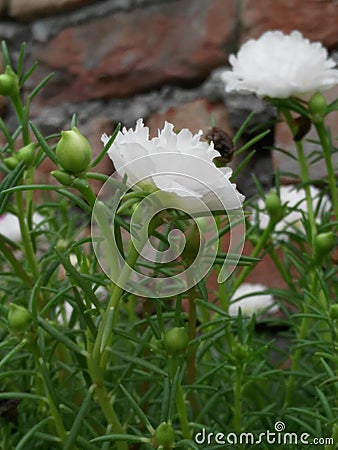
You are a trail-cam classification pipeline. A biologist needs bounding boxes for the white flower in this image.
[251,185,331,241]
[229,283,278,317]
[102,119,244,213]
[221,30,338,98]
[0,212,44,242]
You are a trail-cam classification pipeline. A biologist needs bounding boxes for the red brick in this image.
[241,0,338,48]
[146,98,231,138]
[9,0,95,20]
[28,0,236,104]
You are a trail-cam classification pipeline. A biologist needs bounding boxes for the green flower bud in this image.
[265,190,282,223]
[163,327,189,356]
[0,66,19,98]
[309,92,327,121]
[232,342,248,362]
[153,422,175,449]
[8,303,31,334]
[51,169,74,186]
[17,143,35,165]
[314,232,334,264]
[329,304,338,320]
[56,127,92,174]
[4,156,19,170]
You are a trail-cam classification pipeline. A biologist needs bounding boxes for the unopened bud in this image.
[265,190,282,223]
[314,232,334,264]
[17,143,35,166]
[0,66,19,98]
[309,92,327,121]
[329,304,338,320]
[163,327,189,356]
[153,422,175,448]
[8,304,31,334]
[56,127,92,174]
[4,156,19,170]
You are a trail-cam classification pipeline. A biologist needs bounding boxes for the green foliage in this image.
[0,41,337,450]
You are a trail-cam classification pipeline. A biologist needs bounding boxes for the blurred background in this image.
[0,0,338,196]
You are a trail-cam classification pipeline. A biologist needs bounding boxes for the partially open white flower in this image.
[102,119,244,213]
[251,185,331,241]
[0,212,44,242]
[222,30,338,98]
[229,283,278,317]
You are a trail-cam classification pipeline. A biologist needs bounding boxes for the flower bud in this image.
[153,422,175,448]
[163,327,189,356]
[4,156,19,170]
[56,127,92,174]
[329,304,338,320]
[314,232,334,264]
[265,190,282,223]
[51,169,74,186]
[17,143,35,166]
[309,92,327,121]
[0,66,19,98]
[8,304,31,334]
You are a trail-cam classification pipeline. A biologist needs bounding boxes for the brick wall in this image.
[1,0,338,193]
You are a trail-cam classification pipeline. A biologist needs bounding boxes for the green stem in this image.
[0,235,32,286]
[15,191,40,281]
[233,365,243,433]
[88,214,163,445]
[282,110,317,245]
[187,286,197,387]
[232,219,275,292]
[314,120,338,220]
[268,246,295,291]
[11,91,30,145]
[168,358,191,440]
[94,384,128,450]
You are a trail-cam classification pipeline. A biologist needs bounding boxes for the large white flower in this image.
[102,119,244,213]
[229,283,279,317]
[251,185,331,241]
[222,30,338,98]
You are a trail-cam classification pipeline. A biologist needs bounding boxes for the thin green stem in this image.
[314,120,338,220]
[232,219,275,292]
[168,358,191,440]
[233,365,243,433]
[94,384,128,450]
[268,246,296,291]
[15,191,40,281]
[0,235,32,286]
[187,286,197,387]
[282,109,317,245]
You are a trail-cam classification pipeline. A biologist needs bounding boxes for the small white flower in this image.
[222,30,338,98]
[251,185,331,241]
[102,119,244,214]
[229,283,278,317]
[0,212,44,242]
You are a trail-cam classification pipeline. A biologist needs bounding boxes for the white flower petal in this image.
[104,120,245,213]
[222,30,338,98]
[229,283,279,317]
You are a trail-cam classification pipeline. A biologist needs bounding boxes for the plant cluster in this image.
[0,31,337,450]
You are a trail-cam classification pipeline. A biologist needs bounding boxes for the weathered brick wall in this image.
[0,0,337,193]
